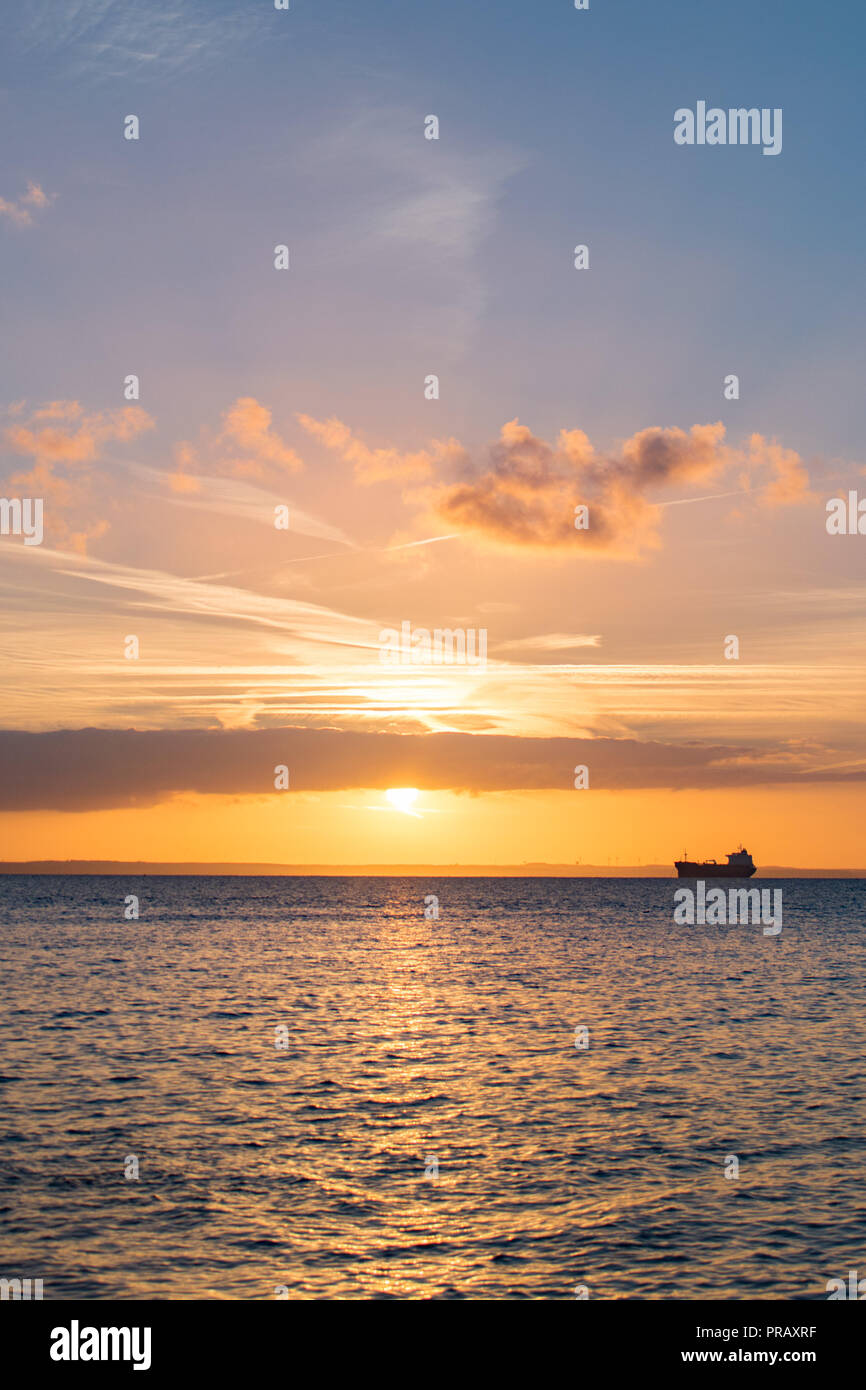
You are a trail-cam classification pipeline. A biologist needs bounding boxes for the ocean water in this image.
[0,874,864,1301]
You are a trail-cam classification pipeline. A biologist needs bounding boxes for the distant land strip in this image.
[0,862,862,878]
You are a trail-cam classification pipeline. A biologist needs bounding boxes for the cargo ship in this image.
[674,847,756,878]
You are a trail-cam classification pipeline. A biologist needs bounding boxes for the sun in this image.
[385,787,420,816]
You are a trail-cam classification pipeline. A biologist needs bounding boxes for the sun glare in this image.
[385,787,420,815]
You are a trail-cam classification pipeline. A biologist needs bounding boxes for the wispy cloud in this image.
[295,108,523,352]
[132,463,354,548]
[10,0,269,79]
[2,537,864,751]
[495,633,602,653]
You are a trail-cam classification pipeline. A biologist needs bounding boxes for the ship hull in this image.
[675,862,756,878]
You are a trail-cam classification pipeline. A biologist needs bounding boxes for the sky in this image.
[1,0,865,867]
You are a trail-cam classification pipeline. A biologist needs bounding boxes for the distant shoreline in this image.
[0,861,862,878]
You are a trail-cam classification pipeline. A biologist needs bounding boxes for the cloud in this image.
[168,443,201,494]
[131,463,355,548]
[424,419,811,555]
[172,396,302,487]
[429,419,728,555]
[747,433,813,506]
[495,633,602,653]
[2,401,153,552]
[4,400,152,464]
[220,397,303,475]
[0,726,863,811]
[297,414,458,484]
[296,110,523,353]
[10,0,269,80]
[0,181,55,227]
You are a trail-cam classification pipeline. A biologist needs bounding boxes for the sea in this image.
[0,875,864,1300]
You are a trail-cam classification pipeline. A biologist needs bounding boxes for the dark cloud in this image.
[431,419,808,553]
[0,726,858,812]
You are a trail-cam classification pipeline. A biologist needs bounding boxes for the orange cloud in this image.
[5,403,151,465]
[3,401,153,552]
[169,441,202,493]
[297,413,455,483]
[427,419,809,554]
[5,402,154,472]
[171,396,302,485]
[0,182,56,228]
[747,433,813,507]
[219,396,302,475]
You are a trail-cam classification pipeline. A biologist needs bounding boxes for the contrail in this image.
[383,534,462,551]
[654,488,751,508]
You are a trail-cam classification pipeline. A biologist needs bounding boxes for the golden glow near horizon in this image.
[4,784,866,869]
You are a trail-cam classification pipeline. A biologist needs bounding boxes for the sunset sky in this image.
[2,0,865,867]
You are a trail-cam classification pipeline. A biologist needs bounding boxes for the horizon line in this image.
[0,860,863,878]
